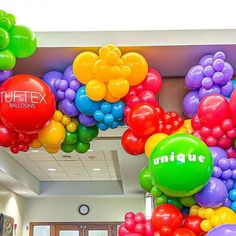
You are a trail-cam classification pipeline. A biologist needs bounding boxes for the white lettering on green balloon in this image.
[153,152,205,165]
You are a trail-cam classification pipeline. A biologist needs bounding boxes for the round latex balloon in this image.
[8,25,37,58]
[77,124,98,142]
[215,207,236,224]
[207,224,236,236]
[149,134,213,197]
[198,95,231,128]
[138,167,153,192]
[230,89,236,125]
[172,228,196,236]
[0,49,16,70]
[0,121,17,147]
[0,74,56,133]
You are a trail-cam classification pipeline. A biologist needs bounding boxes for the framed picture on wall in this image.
[0,213,14,236]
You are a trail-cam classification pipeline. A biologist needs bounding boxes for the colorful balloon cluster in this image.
[73,44,148,102]
[183,52,234,118]
[0,9,37,70]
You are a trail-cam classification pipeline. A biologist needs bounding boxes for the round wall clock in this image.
[78,204,89,215]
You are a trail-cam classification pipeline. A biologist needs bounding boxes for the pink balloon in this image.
[125,219,136,231]
[125,212,135,220]
[134,212,146,224]
[119,223,130,236]
[134,223,145,235]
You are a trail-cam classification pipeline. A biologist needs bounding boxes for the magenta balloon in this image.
[195,177,227,208]
[183,91,200,118]
[207,224,236,236]
[185,65,204,90]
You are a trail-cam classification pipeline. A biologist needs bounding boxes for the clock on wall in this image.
[78,204,89,215]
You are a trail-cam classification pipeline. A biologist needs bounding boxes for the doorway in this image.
[30,222,119,236]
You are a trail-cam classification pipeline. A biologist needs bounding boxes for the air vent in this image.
[88,156,96,160]
[62,155,72,158]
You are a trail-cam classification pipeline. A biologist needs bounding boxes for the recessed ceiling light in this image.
[88,149,93,152]
[30,149,40,153]
[93,168,101,171]
[48,168,57,171]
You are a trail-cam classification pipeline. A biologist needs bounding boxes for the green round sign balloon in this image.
[149,133,213,197]
[138,167,153,192]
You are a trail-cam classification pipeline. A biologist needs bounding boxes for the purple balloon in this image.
[230,158,236,169]
[201,77,213,89]
[65,88,76,101]
[185,65,204,90]
[70,80,81,91]
[59,99,79,117]
[42,71,63,100]
[199,84,221,100]
[213,166,222,178]
[195,177,227,208]
[0,70,13,83]
[212,72,224,84]
[59,80,69,92]
[218,158,230,170]
[207,224,236,236]
[214,51,226,61]
[54,79,61,90]
[224,179,234,191]
[182,91,200,118]
[78,113,96,127]
[57,90,65,100]
[224,197,232,208]
[203,66,215,77]
[221,80,234,97]
[232,169,236,180]
[221,169,232,180]
[63,65,77,83]
[213,58,225,72]
[222,62,233,81]
[199,55,213,67]
[209,146,227,166]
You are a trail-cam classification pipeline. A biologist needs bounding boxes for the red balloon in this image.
[127,103,158,137]
[126,234,142,236]
[0,121,17,147]
[125,219,136,231]
[184,216,202,235]
[205,136,218,146]
[226,147,236,159]
[211,126,224,139]
[172,228,196,236]
[151,204,182,232]
[221,119,234,131]
[134,223,145,235]
[191,115,201,130]
[10,146,19,154]
[119,223,130,236]
[139,91,159,107]
[144,220,154,236]
[142,68,162,94]
[125,212,135,220]
[0,74,56,133]
[121,129,148,155]
[218,135,233,149]
[230,89,236,125]
[200,126,211,137]
[198,95,231,128]
[134,212,146,224]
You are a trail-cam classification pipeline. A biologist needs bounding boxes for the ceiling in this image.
[5,150,121,181]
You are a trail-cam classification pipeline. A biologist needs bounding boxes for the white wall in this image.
[23,196,145,236]
[0,185,25,236]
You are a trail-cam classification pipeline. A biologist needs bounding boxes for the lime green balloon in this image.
[5,14,16,26]
[0,49,16,70]
[64,131,78,145]
[0,17,12,31]
[156,194,168,206]
[180,195,197,207]
[8,25,37,58]
[75,141,90,153]
[77,124,98,142]
[151,186,162,197]
[167,198,183,210]
[0,10,6,17]
[138,167,153,192]
[0,28,9,49]
[149,133,213,197]
[61,143,75,153]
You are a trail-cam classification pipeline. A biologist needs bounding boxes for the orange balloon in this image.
[121,52,148,86]
[108,78,129,98]
[31,139,42,148]
[86,80,107,101]
[172,127,188,134]
[99,44,121,65]
[92,60,111,82]
[104,90,120,103]
[73,52,99,84]
[44,145,61,154]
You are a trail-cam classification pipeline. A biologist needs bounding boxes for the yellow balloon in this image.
[31,139,42,148]
[73,52,99,84]
[61,115,71,126]
[205,208,215,219]
[201,219,212,232]
[66,122,77,132]
[121,52,148,86]
[172,127,187,134]
[99,44,121,65]
[39,120,65,147]
[145,133,168,158]
[104,90,120,103]
[215,207,236,224]
[86,80,107,101]
[53,110,63,122]
[198,207,206,219]
[71,118,79,126]
[107,78,129,99]
[184,119,194,134]
[44,145,61,154]
[190,205,200,216]
[210,215,222,227]
[93,59,112,82]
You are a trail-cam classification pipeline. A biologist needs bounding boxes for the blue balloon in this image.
[104,114,114,124]
[110,121,119,129]
[94,110,104,121]
[75,86,102,115]
[111,101,125,120]
[231,201,236,212]
[101,102,112,114]
[229,189,236,201]
[98,122,108,131]
[232,80,236,88]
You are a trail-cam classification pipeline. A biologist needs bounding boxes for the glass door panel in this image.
[88,230,108,236]
[59,230,80,236]
[33,225,50,236]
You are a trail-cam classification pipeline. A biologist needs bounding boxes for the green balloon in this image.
[0,10,6,17]
[0,49,16,70]
[167,198,183,210]
[61,143,75,153]
[151,186,162,197]
[75,141,90,153]
[64,131,78,145]
[8,25,37,58]
[155,194,168,206]
[0,17,12,31]
[149,134,213,197]
[180,195,197,207]
[5,14,16,26]
[0,28,9,50]
[138,166,153,192]
[77,124,98,142]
